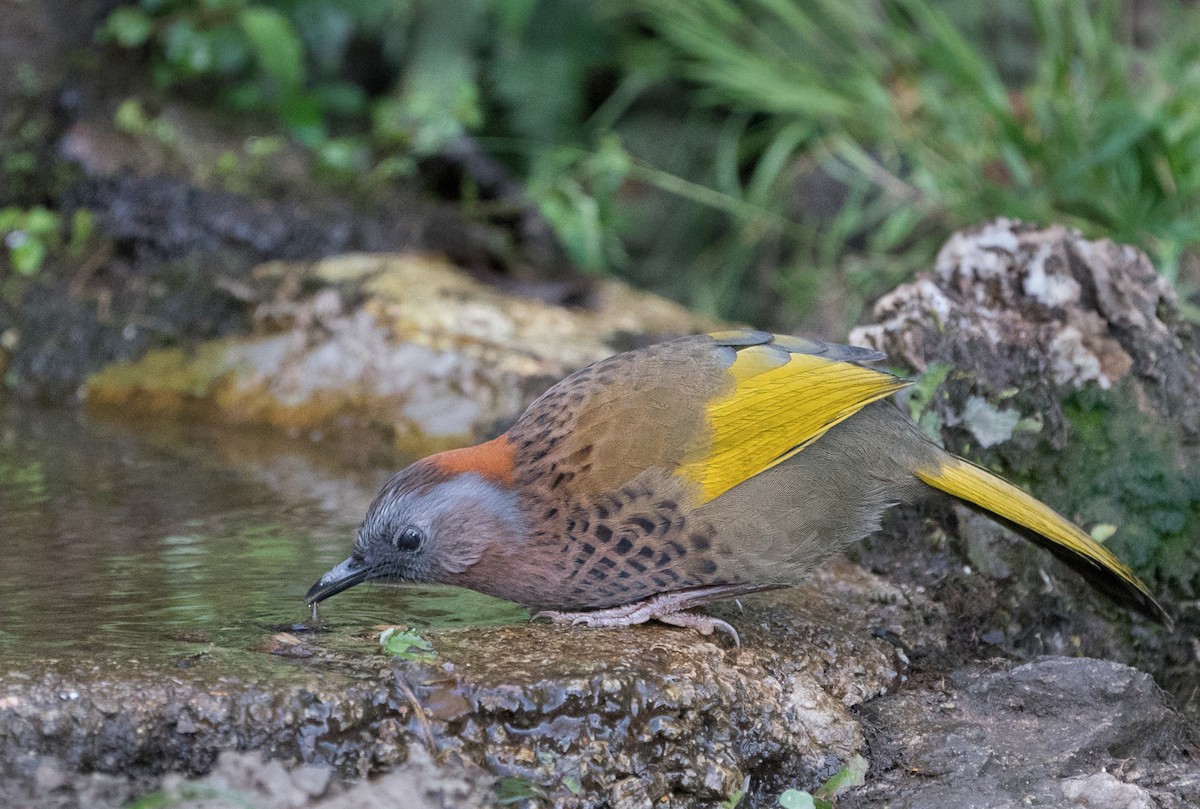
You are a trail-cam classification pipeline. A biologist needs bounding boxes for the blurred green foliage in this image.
[95,0,1200,329]
[97,0,626,204]
[0,207,96,277]
[636,0,1200,316]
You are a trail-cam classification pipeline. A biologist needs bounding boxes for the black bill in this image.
[305,557,373,605]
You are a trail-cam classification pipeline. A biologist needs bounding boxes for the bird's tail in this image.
[915,454,1170,625]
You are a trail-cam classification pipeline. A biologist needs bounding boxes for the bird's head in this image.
[305,458,523,606]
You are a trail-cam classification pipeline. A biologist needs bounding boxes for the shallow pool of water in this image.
[0,405,527,666]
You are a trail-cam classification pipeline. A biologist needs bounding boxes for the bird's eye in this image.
[395,527,423,552]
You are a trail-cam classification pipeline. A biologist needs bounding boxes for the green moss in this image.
[1035,382,1200,597]
[86,341,240,400]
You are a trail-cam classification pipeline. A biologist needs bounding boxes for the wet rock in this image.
[845,657,1200,809]
[85,252,717,449]
[304,747,492,809]
[0,559,942,809]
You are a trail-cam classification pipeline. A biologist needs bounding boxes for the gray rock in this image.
[845,657,1200,808]
[847,218,1199,692]
[1061,772,1157,809]
[850,217,1200,447]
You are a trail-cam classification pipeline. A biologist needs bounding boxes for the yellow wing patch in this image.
[677,342,909,504]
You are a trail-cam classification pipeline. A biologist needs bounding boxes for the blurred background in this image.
[2,0,1199,354]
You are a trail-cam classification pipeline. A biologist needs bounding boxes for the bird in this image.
[305,330,1169,641]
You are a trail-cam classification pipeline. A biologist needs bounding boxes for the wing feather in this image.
[676,333,909,504]
[509,330,905,504]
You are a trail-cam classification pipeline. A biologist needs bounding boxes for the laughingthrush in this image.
[306,330,1168,639]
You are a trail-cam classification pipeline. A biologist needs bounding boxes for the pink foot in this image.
[530,585,774,646]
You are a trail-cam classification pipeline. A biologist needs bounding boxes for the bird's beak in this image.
[305,556,373,605]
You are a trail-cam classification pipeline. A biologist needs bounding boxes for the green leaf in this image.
[103,7,153,48]
[814,754,868,800]
[317,138,371,176]
[746,121,811,205]
[22,207,59,238]
[68,210,95,254]
[494,776,548,805]
[114,98,149,134]
[311,81,369,118]
[0,207,20,232]
[495,0,539,32]
[872,207,923,253]
[10,235,48,276]
[379,627,436,661]
[239,7,305,95]
[778,789,815,809]
[279,94,325,145]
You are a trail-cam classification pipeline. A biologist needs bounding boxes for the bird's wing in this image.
[511,330,907,504]
[674,330,909,504]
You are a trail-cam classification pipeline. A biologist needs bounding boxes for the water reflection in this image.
[0,405,526,665]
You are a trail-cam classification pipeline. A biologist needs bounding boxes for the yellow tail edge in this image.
[916,455,1170,626]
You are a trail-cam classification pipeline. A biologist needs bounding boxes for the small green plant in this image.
[815,755,869,802]
[99,1,321,140]
[92,0,1200,330]
[904,362,953,440]
[494,776,550,805]
[97,1,623,156]
[0,207,95,276]
[776,755,867,808]
[96,0,633,270]
[114,98,178,145]
[525,135,633,273]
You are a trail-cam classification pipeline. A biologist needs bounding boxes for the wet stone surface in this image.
[0,560,941,809]
[1,402,952,807]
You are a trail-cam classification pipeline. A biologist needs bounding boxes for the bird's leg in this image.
[532,584,778,646]
[534,600,739,645]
